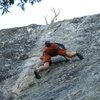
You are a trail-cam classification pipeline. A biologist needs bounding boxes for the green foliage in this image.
[0,0,42,15]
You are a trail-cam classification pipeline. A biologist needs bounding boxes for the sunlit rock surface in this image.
[0,13,100,100]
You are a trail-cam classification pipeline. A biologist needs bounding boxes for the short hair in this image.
[45,41,51,47]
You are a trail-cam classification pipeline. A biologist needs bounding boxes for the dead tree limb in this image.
[50,8,60,24]
[44,15,49,25]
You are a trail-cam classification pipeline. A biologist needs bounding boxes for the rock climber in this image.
[34,41,84,79]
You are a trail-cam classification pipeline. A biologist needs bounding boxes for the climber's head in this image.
[45,41,51,47]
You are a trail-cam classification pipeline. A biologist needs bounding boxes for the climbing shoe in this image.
[34,70,41,79]
[65,59,70,62]
[76,53,84,60]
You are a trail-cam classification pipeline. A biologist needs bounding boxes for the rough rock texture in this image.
[0,13,100,100]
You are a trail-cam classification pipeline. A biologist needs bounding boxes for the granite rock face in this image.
[0,14,100,100]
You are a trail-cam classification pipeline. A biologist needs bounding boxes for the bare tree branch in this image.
[50,8,60,24]
[44,15,48,25]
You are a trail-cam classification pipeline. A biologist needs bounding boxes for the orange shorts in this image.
[40,49,66,63]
